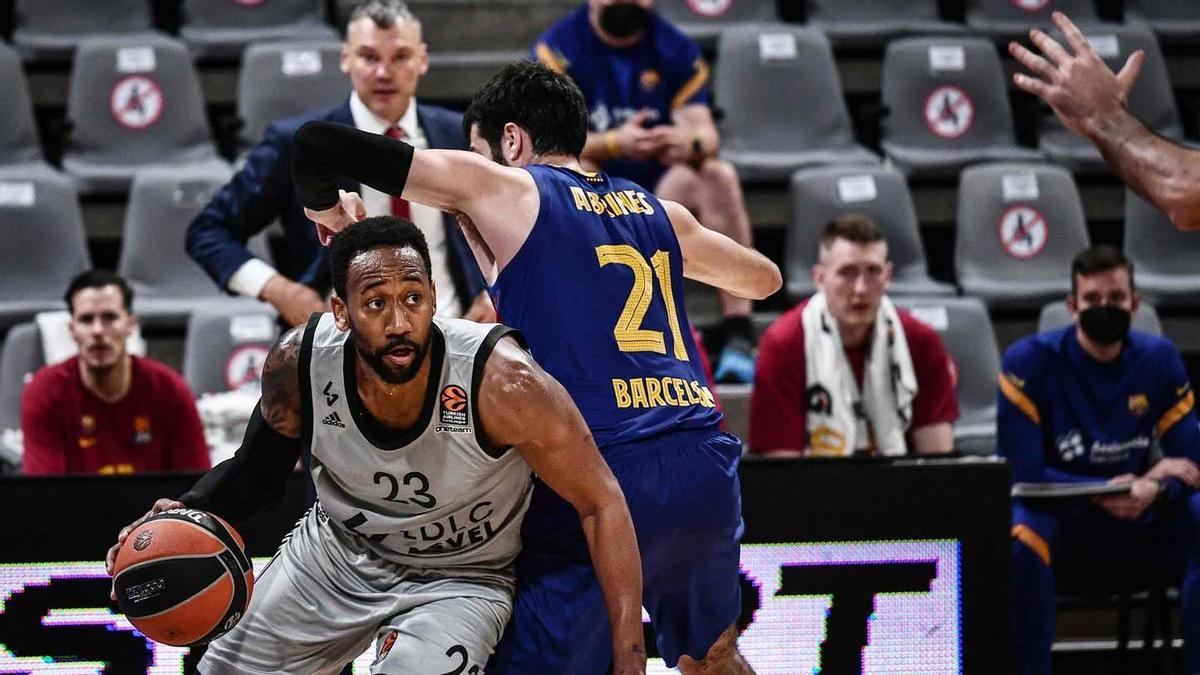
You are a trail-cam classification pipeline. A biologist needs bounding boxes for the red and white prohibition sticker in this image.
[924,85,974,139]
[110,76,164,130]
[998,205,1049,260]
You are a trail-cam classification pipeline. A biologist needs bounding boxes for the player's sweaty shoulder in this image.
[260,323,306,439]
[476,335,563,446]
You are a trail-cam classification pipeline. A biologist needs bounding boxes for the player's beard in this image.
[352,332,429,385]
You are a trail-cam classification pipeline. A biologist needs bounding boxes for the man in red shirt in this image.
[21,271,210,475]
[750,216,958,456]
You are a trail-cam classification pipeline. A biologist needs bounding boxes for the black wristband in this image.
[292,120,416,212]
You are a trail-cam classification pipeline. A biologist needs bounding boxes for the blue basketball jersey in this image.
[489,164,723,451]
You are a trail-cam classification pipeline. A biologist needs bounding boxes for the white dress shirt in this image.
[228,93,464,318]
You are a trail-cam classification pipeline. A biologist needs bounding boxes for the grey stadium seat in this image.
[1126,0,1200,46]
[0,171,91,329]
[117,166,266,327]
[180,0,338,60]
[1038,300,1163,336]
[965,0,1101,42]
[655,0,779,51]
[1123,190,1200,307]
[1038,25,1181,173]
[892,296,999,456]
[881,37,1042,179]
[786,165,954,299]
[12,0,160,64]
[955,163,1090,308]
[183,309,278,396]
[0,323,43,471]
[0,323,43,436]
[237,41,346,150]
[62,37,226,195]
[715,25,878,183]
[806,0,964,50]
[0,43,51,172]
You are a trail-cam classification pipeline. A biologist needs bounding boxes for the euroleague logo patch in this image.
[133,530,154,551]
[110,75,164,130]
[440,384,468,426]
[373,630,398,666]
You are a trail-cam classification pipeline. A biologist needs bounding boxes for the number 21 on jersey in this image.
[595,244,689,362]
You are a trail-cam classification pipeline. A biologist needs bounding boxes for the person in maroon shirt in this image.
[750,216,958,456]
[20,271,210,475]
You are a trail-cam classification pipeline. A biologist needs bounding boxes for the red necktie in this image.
[384,126,411,220]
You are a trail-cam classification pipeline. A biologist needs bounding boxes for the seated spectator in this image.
[1000,245,1200,675]
[21,271,210,475]
[186,0,489,327]
[749,215,957,456]
[531,0,760,382]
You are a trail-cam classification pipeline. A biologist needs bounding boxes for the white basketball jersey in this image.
[300,313,532,571]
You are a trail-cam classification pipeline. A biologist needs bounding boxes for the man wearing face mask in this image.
[531,0,761,383]
[998,245,1200,675]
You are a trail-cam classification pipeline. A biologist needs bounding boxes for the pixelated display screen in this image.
[0,539,960,674]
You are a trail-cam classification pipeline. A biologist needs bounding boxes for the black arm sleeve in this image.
[178,404,301,526]
[292,120,415,211]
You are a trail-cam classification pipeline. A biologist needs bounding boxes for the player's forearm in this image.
[179,406,300,524]
[579,498,646,662]
[1086,110,1200,231]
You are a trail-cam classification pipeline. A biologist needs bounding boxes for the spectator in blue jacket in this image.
[187,0,489,326]
[999,245,1200,675]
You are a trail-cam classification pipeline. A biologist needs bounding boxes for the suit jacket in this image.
[186,98,485,312]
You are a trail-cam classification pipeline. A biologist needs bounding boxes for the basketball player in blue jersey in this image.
[1000,246,1200,674]
[293,61,781,673]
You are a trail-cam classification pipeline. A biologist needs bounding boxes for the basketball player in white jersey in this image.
[105,217,646,674]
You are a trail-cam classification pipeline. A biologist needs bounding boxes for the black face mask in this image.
[1078,305,1131,346]
[599,3,650,40]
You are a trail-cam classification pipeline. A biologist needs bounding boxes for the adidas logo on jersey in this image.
[322,412,345,428]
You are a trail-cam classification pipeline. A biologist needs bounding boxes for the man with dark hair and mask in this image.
[999,245,1200,675]
[530,0,761,384]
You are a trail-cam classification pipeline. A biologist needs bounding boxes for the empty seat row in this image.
[0,167,267,330]
[3,23,1186,193]
[11,0,336,62]
[659,0,1200,49]
[784,162,1200,308]
[715,23,1181,181]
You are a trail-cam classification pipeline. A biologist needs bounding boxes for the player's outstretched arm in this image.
[478,338,647,675]
[292,121,539,252]
[177,324,306,523]
[106,326,307,593]
[1010,11,1200,231]
[663,199,781,300]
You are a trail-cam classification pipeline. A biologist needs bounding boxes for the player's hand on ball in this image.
[106,497,183,599]
[307,189,367,246]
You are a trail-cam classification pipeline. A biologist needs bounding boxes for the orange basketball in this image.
[112,509,254,647]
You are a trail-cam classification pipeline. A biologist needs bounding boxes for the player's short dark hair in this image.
[329,216,433,299]
[347,0,417,30]
[820,214,887,250]
[64,270,133,315]
[1071,245,1135,295]
[462,61,589,160]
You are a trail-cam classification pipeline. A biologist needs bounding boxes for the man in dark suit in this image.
[187,0,490,326]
